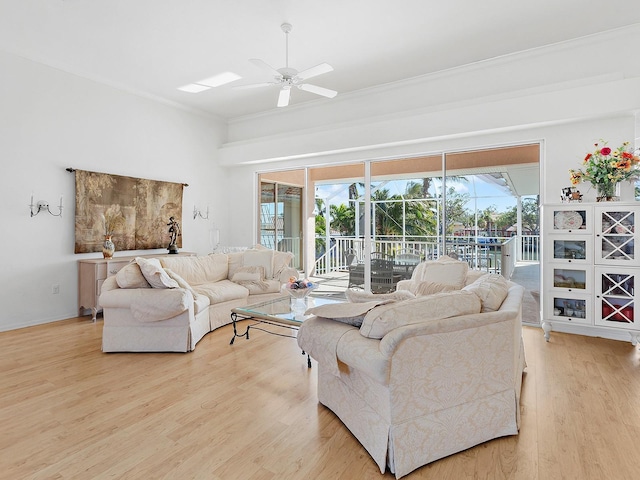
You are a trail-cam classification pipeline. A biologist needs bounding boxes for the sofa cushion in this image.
[414,281,459,296]
[192,293,211,315]
[464,269,487,286]
[359,290,482,339]
[243,248,274,279]
[160,254,228,285]
[411,257,468,288]
[135,257,179,289]
[244,279,281,295]
[462,273,510,312]
[116,262,151,289]
[227,252,245,281]
[193,279,249,304]
[345,289,415,303]
[161,269,210,314]
[306,300,390,327]
[269,249,295,280]
[164,268,196,295]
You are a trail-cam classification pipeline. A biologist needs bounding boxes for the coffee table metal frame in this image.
[229,295,344,368]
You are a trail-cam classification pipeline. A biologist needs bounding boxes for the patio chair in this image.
[393,249,421,280]
[370,253,400,293]
[347,250,365,289]
[344,248,359,268]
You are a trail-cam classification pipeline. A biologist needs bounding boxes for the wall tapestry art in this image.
[74,169,184,254]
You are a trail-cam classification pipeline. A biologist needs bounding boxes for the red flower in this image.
[600,147,611,155]
[622,152,633,159]
[584,153,592,162]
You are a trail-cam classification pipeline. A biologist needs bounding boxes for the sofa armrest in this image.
[379,284,524,358]
[101,275,119,293]
[395,279,413,292]
[379,309,515,358]
[100,287,193,322]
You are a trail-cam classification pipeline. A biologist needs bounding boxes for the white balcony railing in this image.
[314,235,539,276]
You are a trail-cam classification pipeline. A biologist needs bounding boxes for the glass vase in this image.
[102,235,115,259]
[596,182,618,202]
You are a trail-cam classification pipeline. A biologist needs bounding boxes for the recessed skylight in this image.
[177,71,242,93]
[177,83,211,93]
[197,71,241,87]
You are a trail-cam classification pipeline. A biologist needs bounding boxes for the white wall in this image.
[0,50,226,331]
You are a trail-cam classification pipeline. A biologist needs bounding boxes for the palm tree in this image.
[330,204,355,235]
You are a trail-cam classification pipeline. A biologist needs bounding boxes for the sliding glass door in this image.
[259,172,304,270]
[258,143,539,288]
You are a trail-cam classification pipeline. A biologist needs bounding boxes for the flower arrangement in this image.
[569,140,640,200]
[101,205,126,236]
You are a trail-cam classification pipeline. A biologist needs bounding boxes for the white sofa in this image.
[99,246,297,352]
[297,257,526,478]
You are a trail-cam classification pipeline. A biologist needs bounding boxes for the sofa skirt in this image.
[317,362,519,479]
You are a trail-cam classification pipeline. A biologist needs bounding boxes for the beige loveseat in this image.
[99,246,297,352]
[297,257,526,478]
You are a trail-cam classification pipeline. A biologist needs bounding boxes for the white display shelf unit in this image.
[542,203,640,345]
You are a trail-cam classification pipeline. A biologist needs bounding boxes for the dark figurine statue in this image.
[167,216,181,254]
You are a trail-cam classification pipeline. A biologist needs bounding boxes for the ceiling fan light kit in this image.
[234,22,337,107]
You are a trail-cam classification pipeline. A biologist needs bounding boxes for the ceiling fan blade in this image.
[249,58,282,78]
[233,82,275,90]
[296,63,333,81]
[298,83,338,98]
[277,87,291,107]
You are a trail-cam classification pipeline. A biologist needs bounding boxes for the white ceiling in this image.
[2,0,640,120]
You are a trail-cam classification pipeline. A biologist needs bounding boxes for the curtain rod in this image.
[65,167,189,186]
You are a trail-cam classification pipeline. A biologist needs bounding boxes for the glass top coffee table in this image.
[230,294,345,367]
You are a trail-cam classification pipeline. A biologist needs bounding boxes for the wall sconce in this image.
[193,205,209,220]
[30,194,63,217]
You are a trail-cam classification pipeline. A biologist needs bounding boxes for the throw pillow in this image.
[115,262,151,289]
[243,248,274,279]
[305,300,391,327]
[135,257,179,289]
[462,273,510,312]
[345,289,415,303]
[231,265,270,291]
[359,290,481,339]
[231,265,265,283]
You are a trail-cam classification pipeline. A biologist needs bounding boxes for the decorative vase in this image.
[596,182,619,202]
[102,235,115,259]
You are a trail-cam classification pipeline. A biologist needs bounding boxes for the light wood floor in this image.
[1,318,639,479]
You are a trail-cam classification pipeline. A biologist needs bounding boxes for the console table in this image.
[78,252,196,321]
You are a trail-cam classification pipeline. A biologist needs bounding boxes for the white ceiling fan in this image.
[234,22,337,107]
